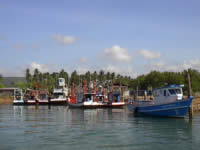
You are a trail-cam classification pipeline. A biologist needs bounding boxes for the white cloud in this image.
[29,62,58,73]
[12,44,25,49]
[143,59,200,74]
[183,59,200,71]
[103,64,136,77]
[101,45,132,62]
[139,49,161,59]
[52,34,79,45]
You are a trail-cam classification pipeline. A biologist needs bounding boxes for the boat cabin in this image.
[96,92,104,102]
[53,89,66,99]
[39,93,49,100]
[108,92,121,102]
[14,88,23,101]
[84,93,96,102]
[153,85,184,103]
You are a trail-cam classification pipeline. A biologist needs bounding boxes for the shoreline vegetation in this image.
[1,68,200,93]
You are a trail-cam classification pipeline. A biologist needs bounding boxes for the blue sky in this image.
[0,0,200,77]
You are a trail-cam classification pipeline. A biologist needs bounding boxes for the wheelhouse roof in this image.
[154,85,184,90]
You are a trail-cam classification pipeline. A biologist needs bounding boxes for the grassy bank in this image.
[0,96,13,104]
[193,97,200,112]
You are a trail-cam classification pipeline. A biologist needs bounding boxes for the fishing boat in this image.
[24,89,37,105]
[127,85,193,117]
[37,90,49,104]
[49,78,68,105]
[13,88,25,105]
[68,81,126,108]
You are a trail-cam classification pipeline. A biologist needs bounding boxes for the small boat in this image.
[50,88,68,105]
[49,78,68,105]
[37,90,49,105]
[127,85,193,117]
[107,90,125,108]
[24,89,37,105]
[13,88,25,105]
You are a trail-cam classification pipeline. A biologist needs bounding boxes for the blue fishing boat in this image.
[127,85,193,117]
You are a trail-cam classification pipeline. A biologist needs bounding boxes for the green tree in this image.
[71,70,79,86]
[33,68,40,83]
[92,71,97,81]
[111,72,115,82]
[0,74,2,82]
[106,72,111,81]
[0,74,5,88]
[15,81,28,90]
[25,68,32,82]
[85,71,91,82]
[98,70,105,83]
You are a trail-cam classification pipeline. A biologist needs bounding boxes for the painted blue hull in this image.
[127,96,193,117]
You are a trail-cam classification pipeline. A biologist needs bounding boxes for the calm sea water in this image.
[0,105,200,150]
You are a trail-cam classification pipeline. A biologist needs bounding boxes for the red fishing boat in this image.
[24,89,37,105]
[37,89,49,104]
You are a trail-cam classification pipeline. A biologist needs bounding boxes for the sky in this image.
[0,0,200,77]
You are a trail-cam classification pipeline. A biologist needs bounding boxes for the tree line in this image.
[24,68,132,91]
[1,68,200,94]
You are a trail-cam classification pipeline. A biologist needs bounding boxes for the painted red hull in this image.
[49,101,67,105]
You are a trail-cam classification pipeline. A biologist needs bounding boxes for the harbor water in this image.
[0,105,200,150]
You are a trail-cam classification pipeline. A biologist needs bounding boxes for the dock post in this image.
[187,70,193,119]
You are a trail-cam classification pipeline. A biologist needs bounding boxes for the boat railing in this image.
[130,90,154,101]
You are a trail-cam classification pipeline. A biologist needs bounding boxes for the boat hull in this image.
[68,102,84,108]
[126,103,136,112]
[127,97,193,117]
[68,101,125,109]
[49,99,67,105]
[13,100,25,105]
[37,100,49,105]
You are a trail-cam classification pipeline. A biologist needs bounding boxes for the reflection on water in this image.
[0,105,200,150]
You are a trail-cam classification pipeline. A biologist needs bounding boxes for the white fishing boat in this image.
[13,88,25,105]
[49,78,68,105]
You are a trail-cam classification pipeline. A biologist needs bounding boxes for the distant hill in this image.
[2,77,26,87]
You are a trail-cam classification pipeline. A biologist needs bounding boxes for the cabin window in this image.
[164,90,167,96]
[175,89,181,94]
[168,89,176,95]
[85,95,92,101]
[54,93,64,98]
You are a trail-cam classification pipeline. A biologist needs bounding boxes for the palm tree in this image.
[33,68,40,83]
[111,72,115,82]
[25,68,32,82]
[98,70,105,83]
